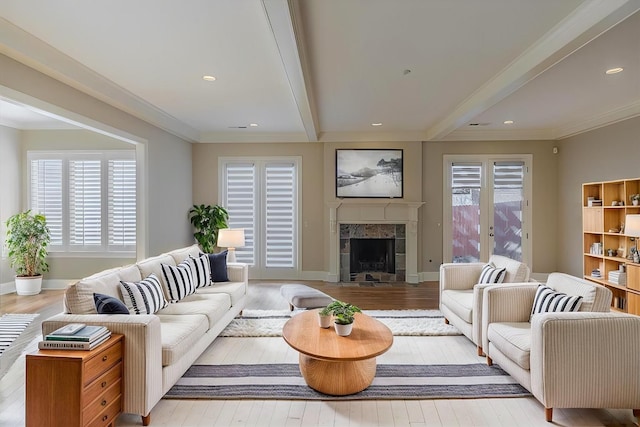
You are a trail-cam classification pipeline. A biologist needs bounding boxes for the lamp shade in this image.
[217,228,245,248]
[626,214,640,237]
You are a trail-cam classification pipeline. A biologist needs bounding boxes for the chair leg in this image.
[545,408,553,422]
[486,356,493,366]
[444,318,449,324]
[633,409,639,422]
[142,413,151,426]
[477,346,484,357]
[289,303,294,311]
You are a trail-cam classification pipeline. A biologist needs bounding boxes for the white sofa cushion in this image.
[167,245,202,265]
[197,281,247,306]
[441,289,473,323]
[487,322,531,370]
[546,272,603,312]
[157,314,209,366]
[157,293,231,329]
[489,255,530,283]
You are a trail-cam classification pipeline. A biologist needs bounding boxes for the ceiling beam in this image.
[262,0,319,142]
[425,0,640,141]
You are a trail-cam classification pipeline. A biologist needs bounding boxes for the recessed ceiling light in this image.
[371,123,382,126]
[503,120,514,125]
[202,75,216,81]
[605,67,623,75]
[249,123,258,127]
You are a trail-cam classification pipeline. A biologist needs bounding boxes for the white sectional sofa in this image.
[42,245,248,426]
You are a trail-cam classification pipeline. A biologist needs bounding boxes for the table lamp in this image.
[625,214,640,263]
[217,228,245,263]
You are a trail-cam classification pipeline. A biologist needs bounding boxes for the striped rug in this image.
[165,362,531,400]
[0,313,39,357]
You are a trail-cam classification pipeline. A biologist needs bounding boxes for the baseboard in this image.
[419,272,440,282]
[0,279,74,295]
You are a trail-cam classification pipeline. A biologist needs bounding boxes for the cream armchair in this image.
[439,254,531,355]
[482,273,640,422]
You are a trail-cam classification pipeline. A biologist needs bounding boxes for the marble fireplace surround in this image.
[327,201,424,283]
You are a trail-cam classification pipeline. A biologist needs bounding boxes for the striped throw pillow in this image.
[161,260,195,302]
[189,254,212,288]
[530,285,582,318]
[119,274,168,314]
[478,262,507,284]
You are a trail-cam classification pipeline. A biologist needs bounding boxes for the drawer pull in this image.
[101,381,107,388]
[101,399,107,406]
[102,415,108,422]
[102,355,108,362]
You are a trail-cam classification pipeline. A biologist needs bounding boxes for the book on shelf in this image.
[38,332,111,351]
[46,325,109,342]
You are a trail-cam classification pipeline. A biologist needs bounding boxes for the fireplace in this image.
[340,224,405,282]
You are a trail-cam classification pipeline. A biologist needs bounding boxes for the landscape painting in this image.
[336,149,403,198]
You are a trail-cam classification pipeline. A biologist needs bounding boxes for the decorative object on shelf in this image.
[630,194,640,206]
[335,149,403,198]
[607,249,615,257]
[625,214,640,263]
[323,300,362,336]
[591,269,602,278]
[4,210,50,296]
[217,228,245,263]
[188,204,229,253]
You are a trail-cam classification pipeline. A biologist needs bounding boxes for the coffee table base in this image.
[299,354,377,396]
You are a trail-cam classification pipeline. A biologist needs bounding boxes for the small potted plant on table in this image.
[318,304,334,328]
[324,300,361,336]
[5,210,51,295]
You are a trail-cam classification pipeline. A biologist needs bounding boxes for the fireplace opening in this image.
[350,238,396,278]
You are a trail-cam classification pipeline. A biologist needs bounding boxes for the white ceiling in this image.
[1,0,639,143]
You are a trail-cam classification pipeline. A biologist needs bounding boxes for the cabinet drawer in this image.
[86,397,121,427]
[628,264,640,292]
[83,379,121,425]
[84,341,122,385]
[84,362,122,410]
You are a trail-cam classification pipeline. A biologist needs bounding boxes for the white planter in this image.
[318,314,332,328]
[334,322,353,336]
[633,200,639,206]
[15,275,43,296]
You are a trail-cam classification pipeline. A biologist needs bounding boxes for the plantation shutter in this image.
[493,161,524,189]
[30,159,64,246]
[264,162,295,268]
[451,163,482,188]
[68,160,102,247]
[224,163,255,265]
[108,159,136,249]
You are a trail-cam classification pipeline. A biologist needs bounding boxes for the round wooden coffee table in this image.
[282,310,393,395]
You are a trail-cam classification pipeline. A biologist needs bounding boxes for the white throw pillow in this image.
[161,259,196,302]
[478,262,507,284]
[530,284,582,319]
[119,274,168,314]
[189,253,212,288]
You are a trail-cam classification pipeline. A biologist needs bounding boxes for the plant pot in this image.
[318,314,332,328]
[15,275,43,296]
[633,200,639,206]
[334,322,353,336]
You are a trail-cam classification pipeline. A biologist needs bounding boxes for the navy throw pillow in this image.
[94,293,130,315]
[208,250,229,282]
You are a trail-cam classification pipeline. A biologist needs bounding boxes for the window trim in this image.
[27,150,136,257]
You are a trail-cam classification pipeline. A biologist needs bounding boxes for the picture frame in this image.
[336,149,403,198]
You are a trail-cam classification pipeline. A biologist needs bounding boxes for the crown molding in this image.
[318,131,427,143]
[0,18,200,143]
[199,131,311,143]
[442,128,556,141]
[554,99,640,139]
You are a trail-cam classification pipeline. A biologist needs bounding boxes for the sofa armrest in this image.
[482,283,538,351]
[530,312,640,410]
[439,262,484,292]
[42,314,163,418]
[226,262,248,284]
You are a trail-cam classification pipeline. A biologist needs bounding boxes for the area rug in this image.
[220,309,461,337]
[165,362,530,400]
[0,313,39,357]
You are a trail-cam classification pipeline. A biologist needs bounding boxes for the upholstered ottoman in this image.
[280,284,333,310]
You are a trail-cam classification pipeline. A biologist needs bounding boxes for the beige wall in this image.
[557,116,640,277]
[0,54,194,282]
[0,125,22,283]
[422,139,560,274]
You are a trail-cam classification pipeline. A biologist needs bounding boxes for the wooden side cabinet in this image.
[26,334,123,427]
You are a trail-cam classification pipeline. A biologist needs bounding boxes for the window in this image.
[220,157,300,274]
[28,151,136,255]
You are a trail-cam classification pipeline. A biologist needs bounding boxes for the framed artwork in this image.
[335,149,403,198]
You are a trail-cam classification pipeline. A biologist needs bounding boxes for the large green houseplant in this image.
[5,210,51,295]
[188,204,229,253]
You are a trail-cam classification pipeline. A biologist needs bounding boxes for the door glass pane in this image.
[493,162,524,261]
[451,164,481,263]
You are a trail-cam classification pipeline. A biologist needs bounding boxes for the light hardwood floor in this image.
[0,282,638,427]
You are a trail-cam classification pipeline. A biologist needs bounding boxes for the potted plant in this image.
[325,300,361,336]
[188,204,229,253]
[318,304,334,328]
[630,194,640,206]
[5,210,50,295]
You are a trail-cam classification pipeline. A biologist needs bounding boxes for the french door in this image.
[443,155,532,265]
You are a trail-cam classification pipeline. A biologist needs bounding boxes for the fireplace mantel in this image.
[327,200,424,283]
